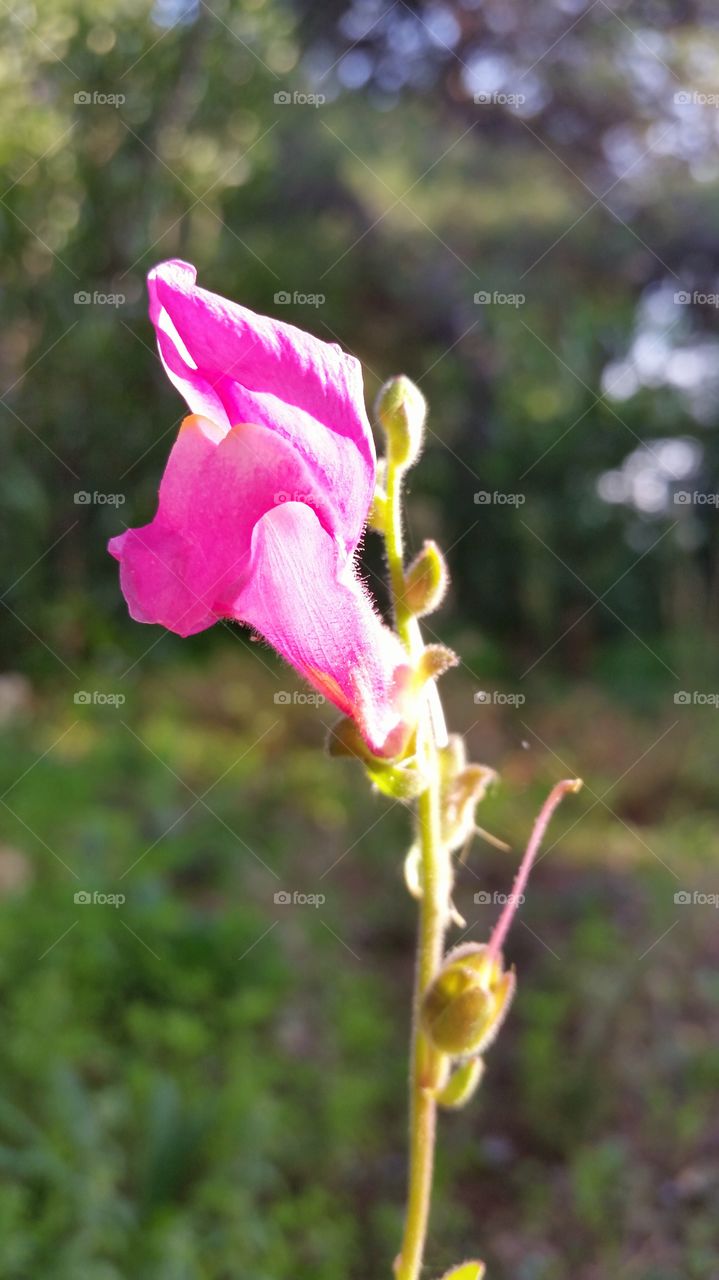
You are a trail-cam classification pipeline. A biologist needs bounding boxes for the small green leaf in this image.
[437,1262,486,1280]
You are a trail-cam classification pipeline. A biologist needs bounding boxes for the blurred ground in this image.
[0,653,717,1280]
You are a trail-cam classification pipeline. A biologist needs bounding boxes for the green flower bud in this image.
[402,540,448,616]
[375,375,426,469]
[415,644,458,686]
[422,943,515,1058]
[436,1056,484,1110]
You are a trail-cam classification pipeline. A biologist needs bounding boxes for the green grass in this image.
[0,655,717,1279]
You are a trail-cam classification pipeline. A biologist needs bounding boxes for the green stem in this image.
[383,455,448,1280]
[395,744,446,1280]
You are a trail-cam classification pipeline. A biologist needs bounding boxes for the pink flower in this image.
[109,260,411,757]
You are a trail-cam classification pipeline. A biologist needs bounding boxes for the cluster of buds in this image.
[423,943,515,1110]
[330,377,456,793]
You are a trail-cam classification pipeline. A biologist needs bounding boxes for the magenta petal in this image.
[147,260,375,554]
[108,522,215,636]
[108,416,331,637]
[231,502,409,757]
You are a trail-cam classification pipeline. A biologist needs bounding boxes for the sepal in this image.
[436,1056,484,1109]
[366,757,427,801]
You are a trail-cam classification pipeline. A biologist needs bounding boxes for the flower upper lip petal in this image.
[148,259,375,556]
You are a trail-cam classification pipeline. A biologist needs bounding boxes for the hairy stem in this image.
[395,739,446,1280]
[384,456,447,1280]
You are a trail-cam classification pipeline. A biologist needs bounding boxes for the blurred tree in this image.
[2,0,718,680]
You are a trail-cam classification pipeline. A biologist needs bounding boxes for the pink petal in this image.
[231,501,410,758]
[148,260,374,555]
[109,416,331,637]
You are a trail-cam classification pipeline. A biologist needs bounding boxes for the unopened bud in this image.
[422,943,515,1058]
[375,375,426,469]
[402,540,448,616]
[416,644,458,686]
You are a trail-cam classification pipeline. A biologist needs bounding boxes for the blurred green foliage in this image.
[2,2,719,1277]
[3,0,719,674]
[0,661,717,1278]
